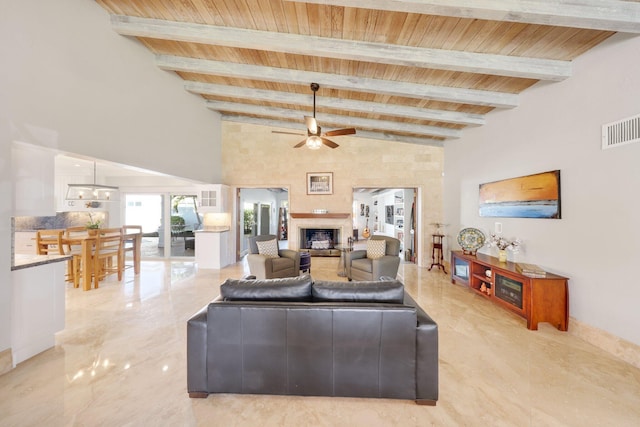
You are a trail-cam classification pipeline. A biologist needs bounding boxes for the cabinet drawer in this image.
[14,232,37,254]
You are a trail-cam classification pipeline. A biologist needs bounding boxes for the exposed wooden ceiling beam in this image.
[185,81,485,126]
[222,115,444,147]
[112,14,571,81]
[157,55,519,108]
[284,0,640,33]
[207,100,461,139]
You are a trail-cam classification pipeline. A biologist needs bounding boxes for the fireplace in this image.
[299,227,341,256]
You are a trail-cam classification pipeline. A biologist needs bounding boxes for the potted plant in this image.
[86,212,102,236]
[243,210,255,235]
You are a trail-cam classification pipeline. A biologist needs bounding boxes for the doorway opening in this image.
[236,188,289,260]
[124,193,199,259]
[352,188,419,263]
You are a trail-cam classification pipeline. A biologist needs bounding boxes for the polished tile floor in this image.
[1,257,639,426]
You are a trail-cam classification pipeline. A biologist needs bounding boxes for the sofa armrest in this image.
[247,253,273,279]
[187,305,209,395]
[372,255,401,280]
[404,293,438,403]
[279,249,298,260]
[279,249,301,272]
[348,250,367,261]
[345,250,367,279]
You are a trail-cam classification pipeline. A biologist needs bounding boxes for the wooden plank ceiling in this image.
[96,0,640,147]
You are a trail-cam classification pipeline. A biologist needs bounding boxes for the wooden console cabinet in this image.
[451,251,569,331]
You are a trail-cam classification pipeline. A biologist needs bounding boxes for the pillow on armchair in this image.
[256,239,280,258]
[366,239,386,259]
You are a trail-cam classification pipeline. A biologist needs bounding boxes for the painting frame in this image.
[385,205,394,225]
[479,170,561,219]
[307,172,333,195]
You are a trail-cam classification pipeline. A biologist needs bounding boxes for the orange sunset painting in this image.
[479,170,561,218]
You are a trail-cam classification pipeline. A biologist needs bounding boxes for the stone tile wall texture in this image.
[222,122,444,267]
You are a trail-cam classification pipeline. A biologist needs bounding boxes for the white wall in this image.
[0,132,12,360]
[0,0,224,359]
[0,0,222,183]
[444,33,640,346]
[353,192,373,236]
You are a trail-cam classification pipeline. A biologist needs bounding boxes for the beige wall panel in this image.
[222,122,444,267]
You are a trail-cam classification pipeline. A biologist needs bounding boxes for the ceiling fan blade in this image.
[293,139,307,148]
[321,138,339,149]
[272,130,305,136]
[324,128,356,137]
[305,116,318,134]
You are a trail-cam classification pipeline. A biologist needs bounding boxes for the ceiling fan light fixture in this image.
[306,135,322,150]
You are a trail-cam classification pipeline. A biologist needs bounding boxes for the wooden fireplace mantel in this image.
[290,213,350,219]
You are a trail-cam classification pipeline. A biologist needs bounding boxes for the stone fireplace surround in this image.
[289,213,351,257]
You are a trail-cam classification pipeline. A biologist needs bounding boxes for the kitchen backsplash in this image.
[14,211,108,231]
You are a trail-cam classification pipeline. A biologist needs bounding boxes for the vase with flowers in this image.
[86,212,102,236]
[487,233,521,262]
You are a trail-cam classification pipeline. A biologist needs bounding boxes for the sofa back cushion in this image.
[220,274,312,301]
[312,279,404,304]
[204,303,417,399]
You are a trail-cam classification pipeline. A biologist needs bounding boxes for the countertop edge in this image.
[194,228,230,233]
[11,255,73,271]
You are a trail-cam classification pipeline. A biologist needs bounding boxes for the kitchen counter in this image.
[194,227,230,233]
[12,254,72,271]
[195,229,230,269]
[11,254,68,366]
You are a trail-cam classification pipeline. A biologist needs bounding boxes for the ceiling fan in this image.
[273,83,356,149]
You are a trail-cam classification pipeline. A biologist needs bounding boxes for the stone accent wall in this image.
[222,122,444,267]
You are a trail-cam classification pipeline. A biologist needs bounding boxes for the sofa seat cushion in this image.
[271,256,295,272]
[352,258,373,273]
[312,279,405,303]
[220,274,312,301]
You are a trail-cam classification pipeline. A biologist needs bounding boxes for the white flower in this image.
[487,233,521,252]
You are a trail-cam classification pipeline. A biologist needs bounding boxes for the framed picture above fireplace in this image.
[307,172,333,195]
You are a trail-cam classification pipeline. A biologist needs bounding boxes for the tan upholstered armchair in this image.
[247,235,301,280]
[346,235,401,281]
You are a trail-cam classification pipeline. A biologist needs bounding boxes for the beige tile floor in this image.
[1,257,639,426]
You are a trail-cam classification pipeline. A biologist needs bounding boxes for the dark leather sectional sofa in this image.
[187,274,438,405]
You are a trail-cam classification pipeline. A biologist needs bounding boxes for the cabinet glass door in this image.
[452,256,470,282]
[494,274,523,310]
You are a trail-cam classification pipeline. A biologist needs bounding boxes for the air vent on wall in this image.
[602,113,640,150]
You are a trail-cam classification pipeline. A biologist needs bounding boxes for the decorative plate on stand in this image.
[457,228,485,255]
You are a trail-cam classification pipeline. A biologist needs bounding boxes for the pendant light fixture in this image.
[65,161,119,202]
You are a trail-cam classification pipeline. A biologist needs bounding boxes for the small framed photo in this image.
[307,172,333,195]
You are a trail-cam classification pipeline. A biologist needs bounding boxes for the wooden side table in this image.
[428,234,447,273]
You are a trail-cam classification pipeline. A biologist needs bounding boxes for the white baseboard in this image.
[569,317,640,369]
[0,348,13,376]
